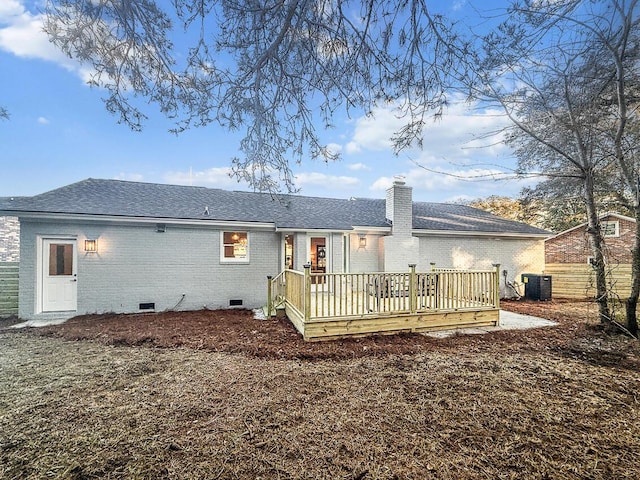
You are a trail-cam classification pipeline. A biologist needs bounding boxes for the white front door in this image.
[42,239,78,312]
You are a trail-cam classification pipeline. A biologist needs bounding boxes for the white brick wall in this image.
[417,235,545,295]
[348,233,382,273]
[345,232,545,294]
[19,219,280,320]
[381,235,420,272]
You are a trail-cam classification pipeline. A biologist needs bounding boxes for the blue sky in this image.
[0,0,534,202]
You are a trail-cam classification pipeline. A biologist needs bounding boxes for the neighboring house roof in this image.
[544,212,636,242]
[0,178,549,236]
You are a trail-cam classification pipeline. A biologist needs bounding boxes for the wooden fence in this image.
[0,262,18,317]
[269,265,501,341]
[544,263,631,299]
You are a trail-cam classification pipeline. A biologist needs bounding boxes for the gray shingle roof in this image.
[0,178,549,235]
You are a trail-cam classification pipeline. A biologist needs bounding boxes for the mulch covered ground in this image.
[17,299,637,367]
[1,299,639,479]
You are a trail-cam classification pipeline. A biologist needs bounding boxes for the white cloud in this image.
[347,162,370,171]
[326,142,342,155]
[370,163,533,202]
[0,1,86,76]
[0,0,23,17]
[346,109,406,153]
[370,176,394,191]
[164,167,239,188]
[345,99,511,161]
[345,141,361,154]
[452,1,466,11]
[295,172,359,190]
[37,116,49,124]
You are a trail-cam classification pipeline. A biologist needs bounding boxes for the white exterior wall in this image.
[19,219,280,320]
[381,235,420,272]
[346,233,544,287]
[330,233,344,273]
[290,232,307,271]
[417,235,545,296]
[348,233,382,273]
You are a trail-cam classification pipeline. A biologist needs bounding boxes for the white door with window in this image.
[42,239,77,312]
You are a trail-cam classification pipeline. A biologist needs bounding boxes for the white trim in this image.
[601,220,620,238]
[5,212,275,230]
[306,234,331,272]
[599,212,636,223]
[351,226,392,233]
[38,236,78,313]
[220,231,250,264]
[412,229,549,239]
[276,227,350,234]
[4,211,549,239]
[343,234,350,273]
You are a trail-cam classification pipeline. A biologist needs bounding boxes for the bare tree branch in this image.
[43,0,462,193]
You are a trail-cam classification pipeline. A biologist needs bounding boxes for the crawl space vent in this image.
[139,302,155,310]
[229,299,243,306]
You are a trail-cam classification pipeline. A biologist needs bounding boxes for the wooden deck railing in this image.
[269,264,500,320]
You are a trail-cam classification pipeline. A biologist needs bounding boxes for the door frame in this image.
[36,235,78,313]
[306,234,331,291]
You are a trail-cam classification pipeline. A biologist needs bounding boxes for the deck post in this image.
[430,262,436,272]
[266,275,273,318]
[492,264,501,311]
[303,263,311,323]
[409,264,417,313]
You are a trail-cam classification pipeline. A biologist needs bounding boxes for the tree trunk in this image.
[625,203,640,337]
[584,173,611,324]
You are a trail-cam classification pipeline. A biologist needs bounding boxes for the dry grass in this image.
[1,300,639,479]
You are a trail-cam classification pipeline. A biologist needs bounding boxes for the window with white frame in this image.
[221,231,249,262]
[601,221,619,238]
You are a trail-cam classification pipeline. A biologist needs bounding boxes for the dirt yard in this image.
[1,299,639,479]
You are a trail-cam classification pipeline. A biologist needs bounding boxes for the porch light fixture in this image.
[84,239,98,253]
[358,234,367,249]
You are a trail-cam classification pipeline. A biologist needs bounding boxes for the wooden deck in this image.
[269,265,501,341]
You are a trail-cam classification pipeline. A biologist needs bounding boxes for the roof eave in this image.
[7,211,276,230]
[413,229,550,239]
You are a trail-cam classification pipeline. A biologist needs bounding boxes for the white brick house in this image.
[0,178,549,321]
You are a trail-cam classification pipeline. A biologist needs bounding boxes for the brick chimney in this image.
[386,176,413,237]
[382,176,419,271]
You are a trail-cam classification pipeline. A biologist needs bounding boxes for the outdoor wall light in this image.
[358,234,367,249]
[84,239,98,253]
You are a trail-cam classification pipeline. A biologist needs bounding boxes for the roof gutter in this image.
[3,211,276,230]
[412,229,550,239]
[275,227,352,234]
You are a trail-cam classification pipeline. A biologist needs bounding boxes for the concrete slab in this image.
[424,310,557,338]
[498,310,557,330]
[9,318,70,329]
